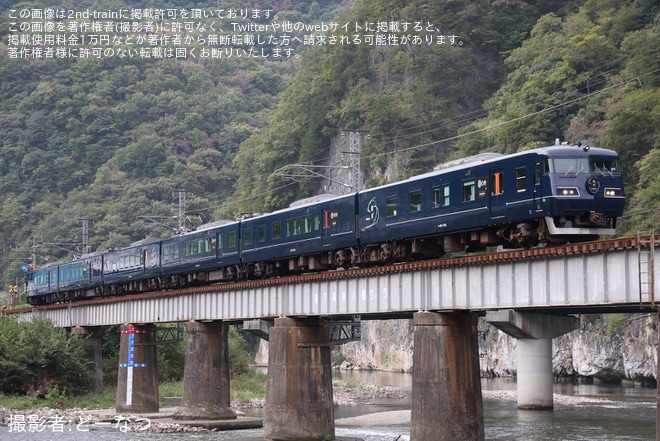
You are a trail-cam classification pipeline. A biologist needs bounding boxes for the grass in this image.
[0,372,269,410]
[231,371,268,402]
[0,387,117,410]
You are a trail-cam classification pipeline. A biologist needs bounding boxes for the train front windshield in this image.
[545,157,620,175]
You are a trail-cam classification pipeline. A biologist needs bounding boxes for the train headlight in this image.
[604,188,622,197]
[557,187,580,196]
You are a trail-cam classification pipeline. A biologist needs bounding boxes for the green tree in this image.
[0,318,93,396]
[228,326,252,376]
[623,148,660,234]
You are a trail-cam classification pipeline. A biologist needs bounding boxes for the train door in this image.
[489,170,506,218]
[321,207,334,247]
[50,267,58,293]
[533,161,543,212]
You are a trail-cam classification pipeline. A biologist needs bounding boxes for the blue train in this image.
[25,143,625,305]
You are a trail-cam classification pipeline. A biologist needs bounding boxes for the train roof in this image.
[363,144,620,192]
[434,152,504,171]
[245,193,353,219]
[288,193,345,207]
[187,219,236,233]
[432,145,618,172]
[533,144,618,157]
[128,237,162,247]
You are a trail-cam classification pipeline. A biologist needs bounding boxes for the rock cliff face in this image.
[334,314,658,385]
[340,319,414,372]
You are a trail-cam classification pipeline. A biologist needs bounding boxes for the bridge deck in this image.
[21,237,657,327]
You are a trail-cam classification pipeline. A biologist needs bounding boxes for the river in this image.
[3,372,656,441]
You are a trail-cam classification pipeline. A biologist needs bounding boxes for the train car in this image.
[239,193,358,276]
[25,251,104,305]
[100,238,162,295]
[355,144,624,261]
[536,145,624,241]
[56,252,104,300]
[160,220,240,287]
[25,263,59,305]
[21,143,626,306]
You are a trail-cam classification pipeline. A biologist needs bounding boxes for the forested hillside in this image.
[0,0,658,291]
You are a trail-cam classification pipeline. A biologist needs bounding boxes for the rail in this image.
[4,234,657,315]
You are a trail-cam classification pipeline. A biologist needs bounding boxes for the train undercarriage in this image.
[30,213,615,306]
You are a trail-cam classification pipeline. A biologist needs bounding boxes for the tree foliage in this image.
[0,0,305,285]
[1,0,659,288]
[230,0,561,211]
[0,318,93,396]
[452,0,659,233]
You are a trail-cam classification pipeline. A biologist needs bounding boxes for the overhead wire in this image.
[197,45,660,211]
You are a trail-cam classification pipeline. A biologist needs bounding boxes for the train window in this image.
[432,187,440,208]
[492,173,504,195]
[289,217,310,235]
[227,231,237,249]
[410,191,422,213]
[462,180,476,202]
[516,168,526,192]
[272,222,281,240]
[314,215,320,231]
[386,196,398,217]
[204,237,214,252]
[443,185,450,206]
[243,228,253,246]
[163,244,179,263]
[535,163,542,184]
[185,241,197,256]
[258,225,266,242]
[551,158,588,174]
[217,234,223,251]
[542,159,551,173]
[590,158,620,174]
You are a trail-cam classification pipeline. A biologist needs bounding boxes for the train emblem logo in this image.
[364,197,379,230]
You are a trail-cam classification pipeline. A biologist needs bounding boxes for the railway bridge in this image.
[12,235,660,441]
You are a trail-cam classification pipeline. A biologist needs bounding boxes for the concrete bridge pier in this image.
[72,326,106,393]
[264,317,334,441]
[88,327,107,393]
[116,323,159,413]
[175,320,236,420]
[410,311,485,441]
[486,310,580,410]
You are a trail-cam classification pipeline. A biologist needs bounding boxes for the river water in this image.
[3,373,656,441]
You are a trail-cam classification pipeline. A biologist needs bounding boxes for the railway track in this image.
[7,235,655,313]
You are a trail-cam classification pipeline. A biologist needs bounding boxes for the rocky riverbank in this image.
[0,379,409,433]
[335,315,660,385]
[0,379,627,434]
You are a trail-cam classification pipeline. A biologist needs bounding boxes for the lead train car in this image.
[355,145,624,262]
[24,144,625,305]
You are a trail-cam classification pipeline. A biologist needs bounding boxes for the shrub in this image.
[0,317,93,397]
